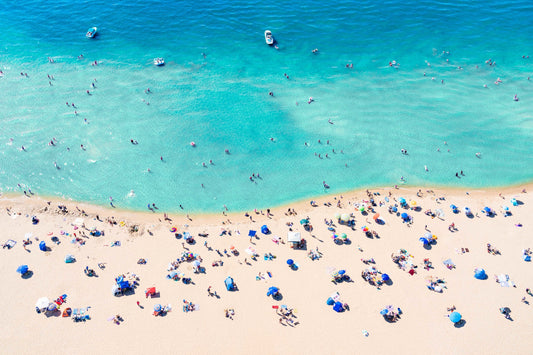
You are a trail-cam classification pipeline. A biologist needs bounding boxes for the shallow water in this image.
[1,0,533,212]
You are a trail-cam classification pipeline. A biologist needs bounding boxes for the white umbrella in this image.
[193,260,201,267]
[73,218,85,226]
[36,297,50,309]
[340,213,351,222]
[245,247,256,255]
[111,284,120,296]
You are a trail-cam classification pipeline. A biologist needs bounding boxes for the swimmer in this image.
[425,165,428,171]
[21,146,26,151]
[225,149,230,154]
[475,152,481,158]
[269,91,274,96]
[328,119,334,124]
[145,88,151,94]
[54,162,60,170]
[209,160,213,164]
[81,144,85,150]
[270,137,274,141]
[312,48,318,53]
[514,94,519,101]
[202,162,207,167]
[308,97,314,104]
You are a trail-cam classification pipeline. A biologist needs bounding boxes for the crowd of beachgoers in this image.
[1,185,532,353]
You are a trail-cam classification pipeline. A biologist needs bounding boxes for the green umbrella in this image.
[340,233,347,239]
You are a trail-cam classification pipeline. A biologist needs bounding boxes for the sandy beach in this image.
[1,185,533,354]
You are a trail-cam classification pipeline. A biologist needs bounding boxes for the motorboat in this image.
[264,30,274,45]
[153,58,165,66]
[86,27,97,38]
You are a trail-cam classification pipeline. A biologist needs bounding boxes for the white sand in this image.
[1,186,533,354]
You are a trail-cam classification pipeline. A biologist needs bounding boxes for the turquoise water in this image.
[1,0,533,212]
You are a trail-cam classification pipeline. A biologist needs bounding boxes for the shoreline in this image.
[2,181,531,219]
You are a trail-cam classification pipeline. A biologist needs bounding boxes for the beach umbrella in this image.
[474,268,487,280]
[391,206,398,212]
[333,302,344,312]
[261,225,269,234]
[380,308,388,315]
[193,260,201,268]
[450,204,457,210]
[464,207,471,215]
[399,198,406,204]
[424,232,433,240]
[340,213,351,222]
[300,219,309,225]
[385,197,390,202]
[266,286,279,296]
[168,271,178,279]
[338,270,346,275]
[419,237,429,245]
[359,206,365,212]
[47,303,57,312]
[334,213,341,220]
[36,297,50,309]
[286,259,294,266]
[483,207,491,213]
[401,213,409,220]
[435,209,445,218]
[39,241,47,251]
[248,230,256,237]
[16,265,29,275]
[449,311,462,323]
[170,227,177,233]
[511,198,518,206]
[382,273,390,281]
[154,304,162,312]
[373,213,380,220]
[410,201,417,207]
[503,206,510,211]
[340,233,347,240]
[361,226,369,232]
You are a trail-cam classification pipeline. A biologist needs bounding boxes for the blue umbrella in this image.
[338,270,346,275]
[385,197,389,202]
[392,206,398,212]
[286,259,294,266]
[449,311,462,323]
[382,273,390,281]
[401,213,409,220]
[419,237,429,245]
[399,198,406,204]
[16,265,29,274]
[450,204,457,209]
[39,241,47,251]
[380,308,388,315]
[267,287,279,296]
[483,207,491,213]
[154,304,162,312]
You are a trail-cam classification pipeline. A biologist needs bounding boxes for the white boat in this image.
[264,30,274,45]
[153,58,165,66]
[86,27,97,38]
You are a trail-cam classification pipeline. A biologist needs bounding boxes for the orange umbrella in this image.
[373,213,380,220]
